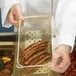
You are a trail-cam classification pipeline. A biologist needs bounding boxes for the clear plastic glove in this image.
[7,4,23,25]
[51,44,71,73]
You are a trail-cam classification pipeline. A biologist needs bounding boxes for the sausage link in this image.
[36,55,51,65]
[30,53,50,65]
[22,40,48,57]
[22,43,47,61]
[23,50,47,65]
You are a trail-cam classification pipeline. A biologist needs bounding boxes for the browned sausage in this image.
[24,54,51,73]
[22,40,48,57]
[22,43,48,61]
[23,50,47,65]
[30,53,50,65]
[36,54,51,65]
[23,54,51,73]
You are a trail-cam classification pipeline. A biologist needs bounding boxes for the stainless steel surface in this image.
[0,32,16,36]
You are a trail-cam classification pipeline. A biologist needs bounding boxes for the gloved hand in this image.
[6,4,23,25]
[51,44,71,73]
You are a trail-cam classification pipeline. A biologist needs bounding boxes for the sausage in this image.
[30,53,50,65]
[23,50,47,65]
[22,40,48,57]
[24,53,51,73]
[36,54,51,65]
[22,43,48,61]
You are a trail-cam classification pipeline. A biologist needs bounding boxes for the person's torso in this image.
[21,0,52,16]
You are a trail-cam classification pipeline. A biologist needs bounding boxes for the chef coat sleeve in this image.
[1,0,21,28]
[55,1,76,50]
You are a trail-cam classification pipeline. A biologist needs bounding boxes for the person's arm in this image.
[51,0,76,73]
[55,1,76,51]
[1,0,21,28]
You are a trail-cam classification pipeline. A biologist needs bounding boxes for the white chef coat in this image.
[54,0,76,49]
[1,0,20,28]
[1,0,76,49]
